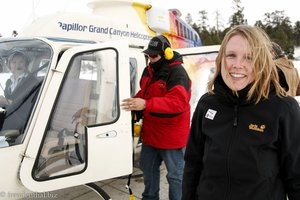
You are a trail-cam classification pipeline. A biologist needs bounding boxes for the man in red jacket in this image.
[121,35,191,200]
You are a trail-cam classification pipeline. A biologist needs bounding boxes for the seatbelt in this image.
[126,112,138,200]
[126,173,136,200]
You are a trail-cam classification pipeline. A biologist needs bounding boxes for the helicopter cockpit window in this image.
[0,39,52,148]
[33,49,118,180]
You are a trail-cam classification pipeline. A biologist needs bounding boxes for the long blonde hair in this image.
[207,25,286,104]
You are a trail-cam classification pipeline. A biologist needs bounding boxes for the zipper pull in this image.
[233,105,238,127]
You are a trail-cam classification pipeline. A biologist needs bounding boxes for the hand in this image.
[121,98,146,111]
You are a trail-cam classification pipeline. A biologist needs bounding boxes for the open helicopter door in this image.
[19,40,133,192]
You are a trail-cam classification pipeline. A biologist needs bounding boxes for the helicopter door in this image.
[19,40,133,192]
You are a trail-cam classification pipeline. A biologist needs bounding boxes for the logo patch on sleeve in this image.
[205,109,217,120]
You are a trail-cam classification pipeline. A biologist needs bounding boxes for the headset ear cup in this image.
[164,47,174,60]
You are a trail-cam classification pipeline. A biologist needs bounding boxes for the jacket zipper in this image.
[233,105,238,127]
[226,104,239,200]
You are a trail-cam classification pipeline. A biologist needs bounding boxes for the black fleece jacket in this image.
[182,75,300,200]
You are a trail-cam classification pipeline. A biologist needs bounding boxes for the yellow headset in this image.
[157,35,174,60]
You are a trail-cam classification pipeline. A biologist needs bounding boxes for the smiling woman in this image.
[208,25,286,103]
[220,34,254,92]
[182,25,300,200]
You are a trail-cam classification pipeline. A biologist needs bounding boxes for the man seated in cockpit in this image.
[0,51,30,105]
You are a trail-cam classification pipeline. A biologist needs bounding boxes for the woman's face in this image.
[10,55,27,76]
[221,35,254,91]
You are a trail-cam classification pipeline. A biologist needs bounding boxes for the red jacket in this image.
[135,52,191,149]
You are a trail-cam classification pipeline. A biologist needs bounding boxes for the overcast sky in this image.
[0,0,298,37]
